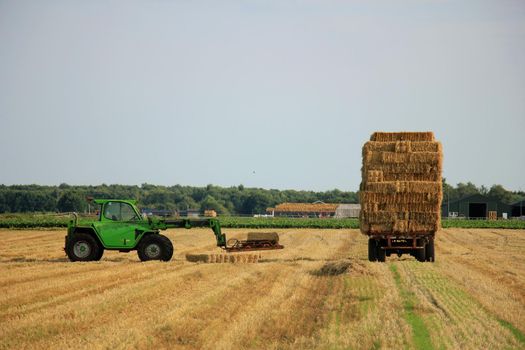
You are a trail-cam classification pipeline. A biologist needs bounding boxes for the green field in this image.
[0,213,524,229]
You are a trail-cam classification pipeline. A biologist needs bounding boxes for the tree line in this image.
[0,181,522,215]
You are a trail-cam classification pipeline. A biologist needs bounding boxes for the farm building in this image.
[334,204,361,218]
[511,199,525,218]
[441,194,512,219]
[267,202,360,218]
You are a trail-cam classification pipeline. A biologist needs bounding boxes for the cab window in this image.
[103,202,140,221]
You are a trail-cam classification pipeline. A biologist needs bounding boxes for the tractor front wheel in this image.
[137,234,173,262]
[66,233,101,262]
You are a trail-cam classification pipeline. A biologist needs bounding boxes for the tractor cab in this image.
[94,199,143,223]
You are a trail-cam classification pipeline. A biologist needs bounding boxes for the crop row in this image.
[0,214,523,229]
[441,219,525,229]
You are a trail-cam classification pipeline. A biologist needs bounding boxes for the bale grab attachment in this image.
[154,218,284,252]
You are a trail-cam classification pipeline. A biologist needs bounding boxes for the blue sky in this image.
[0,0,524,191]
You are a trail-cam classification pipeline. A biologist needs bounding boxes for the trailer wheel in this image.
[425,239,435,262]
[368,239,377,262]
[65,233,101,262]
[137,234,173,262]
[415,245,426,262]
[376,245,386,262]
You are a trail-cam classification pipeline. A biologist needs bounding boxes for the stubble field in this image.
[0,228,524,350]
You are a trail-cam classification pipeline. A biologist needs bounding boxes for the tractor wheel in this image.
[415,246,426,262]
[368,239,377,262]
[65,232,101,262]
[425,239,435,262]
[376,244,386,262]
[137,234,173,262]
[93,246,104,261]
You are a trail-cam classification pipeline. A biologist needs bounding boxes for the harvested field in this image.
[0,228,524,350]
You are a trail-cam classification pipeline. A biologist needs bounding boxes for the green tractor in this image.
[64,199,283,262]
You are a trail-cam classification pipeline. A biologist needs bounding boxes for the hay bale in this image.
[360,131,442,236]
[363,141,441,154]
[185,254,210,263]
[370,131,435,142]
[246,231,279,243]
[185,253,260,263]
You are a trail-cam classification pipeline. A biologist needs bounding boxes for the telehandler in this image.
[64,199,283,262]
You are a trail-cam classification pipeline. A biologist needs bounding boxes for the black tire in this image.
[137,234,173,262]
[376,244,386,262]
[93,246,104,261]
[425,239,435,262]
[65,232,101,262]
[368,239,377,262]
[415,245,426,262]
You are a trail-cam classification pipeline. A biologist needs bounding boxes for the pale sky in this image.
[1,0,524,191]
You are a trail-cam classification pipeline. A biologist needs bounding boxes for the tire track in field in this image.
[58,264,282,350]
[223,237,358,349]
[143,264,290,350]
[0,264,213,349]
[0,231,62,244]
[0,262,187,321]
[389,264,434,350]
[0,263,111,288]
[400,261,523,349]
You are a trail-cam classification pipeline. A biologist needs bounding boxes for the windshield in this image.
[103,202,140,221]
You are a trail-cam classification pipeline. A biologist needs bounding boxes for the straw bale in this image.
[364,151,442,166]
[361,211,438,224]
[364,181,441,194]
[364,163,441,174]
[370,132,435,142]
[363,141,442,154]
[186,253,260,263]
[365,220,439,235]
[360,192,440,204]
[393,220,408,233]
[185,254,210,263]
[246,231,279,243]
[361,202,440,213]
[382,173,440,182]
[395,141,411,153]
[366,170,384,183]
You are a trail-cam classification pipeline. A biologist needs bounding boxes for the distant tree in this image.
[175,196,198,211]
[241,192,272,215]
[479,185,488,196]
[200,195,229,214]
[442,178,458,202]
[57,191,85,212]
[456,182,479,199]
[488,185,513,204]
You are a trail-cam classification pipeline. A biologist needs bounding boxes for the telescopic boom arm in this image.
[149,217,227,248]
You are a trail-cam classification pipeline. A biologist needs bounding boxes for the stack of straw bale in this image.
[360,132,443,235]
[186,253,260,263]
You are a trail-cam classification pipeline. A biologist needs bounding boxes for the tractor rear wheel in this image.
[66,232,101,262]
[137,234,173,262]
[368,239,377,262]
[425,239,435,262]
[415,246,426,262]
[376,245,386,262]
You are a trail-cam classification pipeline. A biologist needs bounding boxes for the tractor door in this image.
[94,201,145,248]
